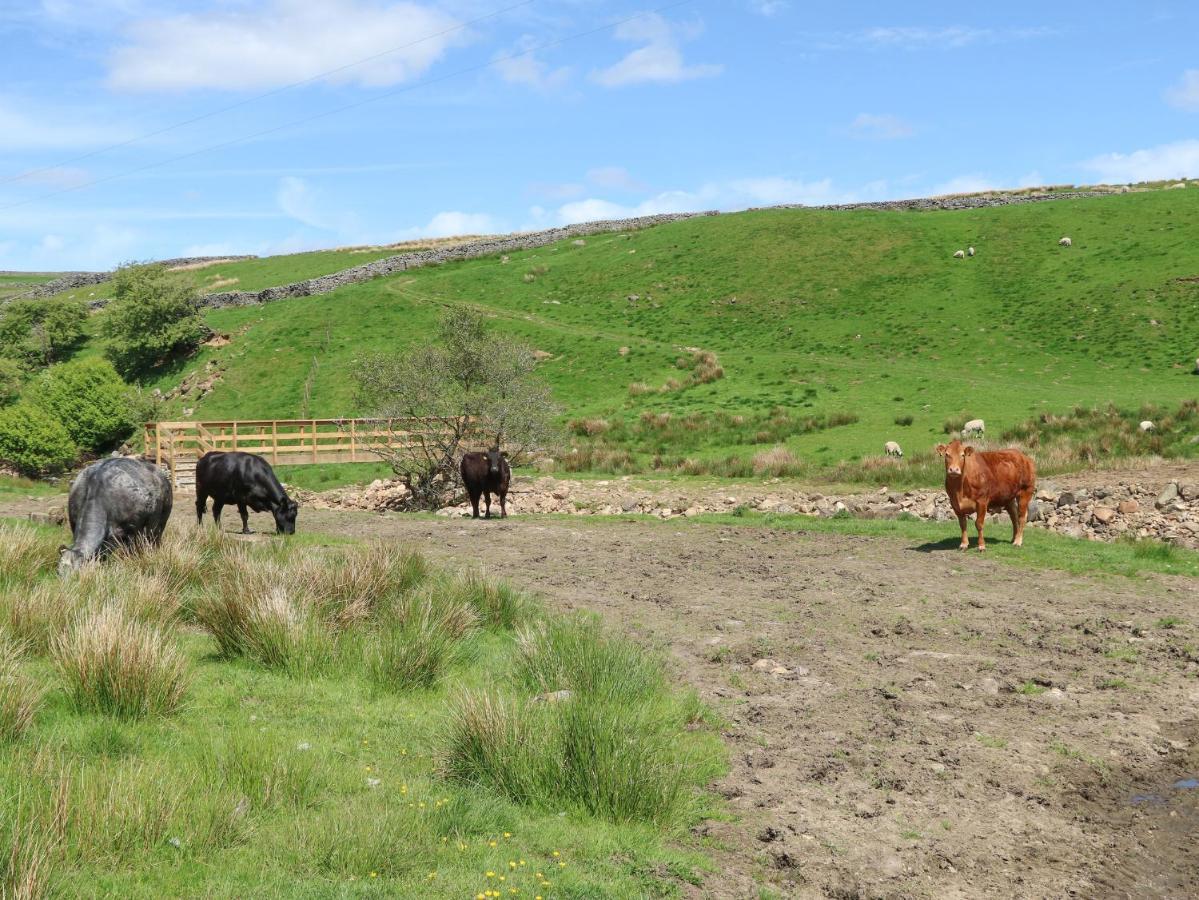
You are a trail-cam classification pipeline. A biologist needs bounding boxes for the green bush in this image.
[0,357,22,407]
[0,402,76,476]
[0,296,88,366]
[25,357,132,452]
[101,264,207,376]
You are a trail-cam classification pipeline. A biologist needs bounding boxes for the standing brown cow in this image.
[936,440,1036,551]
[460,448,511,519]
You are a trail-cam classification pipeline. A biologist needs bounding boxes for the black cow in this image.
[460,448,510,519]
[59,457,173,575]
[195,451,298,535]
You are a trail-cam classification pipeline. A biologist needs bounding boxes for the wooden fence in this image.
[143,418,443,476]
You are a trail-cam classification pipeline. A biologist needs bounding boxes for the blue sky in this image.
[2,0,1198,270]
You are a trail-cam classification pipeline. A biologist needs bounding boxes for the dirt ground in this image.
[8,491,1199,899]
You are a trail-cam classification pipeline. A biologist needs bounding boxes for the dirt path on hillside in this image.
[7,496,1198,898]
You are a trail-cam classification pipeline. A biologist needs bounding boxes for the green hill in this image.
[139,189,1198,474]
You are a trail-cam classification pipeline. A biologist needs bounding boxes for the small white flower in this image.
[296,741,311,751]
[366,777,381,788]
[168,837,182,848]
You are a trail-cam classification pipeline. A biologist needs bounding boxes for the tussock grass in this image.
[368,597,478,691]
[52,602,189,718]
[0,635,44,741]
[515,615,665,702]
[0,583,83,655]
[0,524,59,589]
[442,570,529,630]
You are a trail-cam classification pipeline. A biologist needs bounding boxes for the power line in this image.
[0,0,697,214]
[1,0,536,187]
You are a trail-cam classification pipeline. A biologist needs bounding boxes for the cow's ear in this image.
[500,451,508,458]
[963,445,975,457]
[935,444,948,457]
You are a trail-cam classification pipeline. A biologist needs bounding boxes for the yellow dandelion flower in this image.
[477,894,485,900]
[486,871,496,878]
[499,875,506,882]
[552,851,560,857]
[365,766,372,772]
[503,832,512,839]
[369,872,377,878]
[488,840,498,848]
[519,859,526,866]
[558,862,566,868]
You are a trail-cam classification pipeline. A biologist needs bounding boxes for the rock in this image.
[682,507,702,517]
[979,677,1001,696]
[752,658,780,672]
[1181,483,1199,502]
[1039,688,1067,705]
[551,486,570,500]
[769,665,791,676]
[1026,499,1044,522]
[1092,507,1117,526]
[1118,499,1140,515]
[1056,492,1078,508]
[1157,483,1180,509]
[1061,524,1087,540]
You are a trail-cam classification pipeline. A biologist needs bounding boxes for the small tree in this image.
[101,264,207,377]
[0,296,88,366]
[353,309,560,509]
[26,357,132,453]
[0,402,77,476]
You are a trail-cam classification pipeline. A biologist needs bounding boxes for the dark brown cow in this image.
[460,448,510,519]
[935,439,1036,551]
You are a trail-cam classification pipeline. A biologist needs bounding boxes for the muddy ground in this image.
[8,490,1199,899]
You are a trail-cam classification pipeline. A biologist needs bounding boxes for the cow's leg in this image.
[1014,491,1032,547]
[237,503,252,534]
[483,490,492,519]
[195,492,207,525]
[957,513,970,550]
[468,489,481,519]
[499,489,507,519]
[975,504,988,552]
[212,502,225,529]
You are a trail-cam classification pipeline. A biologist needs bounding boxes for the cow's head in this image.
[273,498,299,535]
[935,440,974,477]
[57,545,84,577]
[485,447,508,476]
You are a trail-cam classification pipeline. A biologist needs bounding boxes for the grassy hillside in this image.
[171,247,414,294]
[139,189,1199,473]
[0,272,60,302]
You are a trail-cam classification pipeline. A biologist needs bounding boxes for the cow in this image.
[460,448,510,519]
[59,457,173,575]
[195,451,298,535]
[936,440,1036,552]
[885,441,904,457]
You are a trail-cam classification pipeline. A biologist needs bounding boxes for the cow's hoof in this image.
[958,544,969,551]
[241,529,254,535]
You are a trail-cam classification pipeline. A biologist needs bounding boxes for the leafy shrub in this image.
[52,602,190,718]
[101,264,207,376]
[0,296,88,366]
[0,357,22,407]
[25,357,132,452]
[894,414,914,427]
[0,402,77,476]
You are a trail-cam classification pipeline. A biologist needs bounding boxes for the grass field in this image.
[0,273,60,302]
[0,521,724,898]
[122,189,1199,478]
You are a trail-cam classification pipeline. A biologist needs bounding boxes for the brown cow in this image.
[935,439,1036,551]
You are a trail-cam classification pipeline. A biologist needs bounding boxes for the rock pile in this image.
[299,473,1199,549]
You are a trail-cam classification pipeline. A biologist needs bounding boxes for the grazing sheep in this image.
[1059,236,1072,247]
[962,418,985,437]
[1139,420,1156,433]
[885,441,903,458]
[953,249,965,259]
[967,246,975,257]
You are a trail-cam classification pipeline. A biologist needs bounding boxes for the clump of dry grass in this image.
[0,524,59,588]
[568,418,610,437]
[1,811,57,900]
[627,381,650,397]
[0,634,44,741]
[751,446,803,477]
[0,583,83,655]
[52,602,189,719]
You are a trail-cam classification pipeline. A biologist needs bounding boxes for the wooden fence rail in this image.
[143,419,444,484]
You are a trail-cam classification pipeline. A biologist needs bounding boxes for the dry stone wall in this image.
[13,256,255,302]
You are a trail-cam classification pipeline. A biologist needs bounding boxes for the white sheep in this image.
[1139,420,1156,433]
[1059,236,1072,247]
[962,418,985,436]
[967,246,975,257]
[953,249,965,259]
[884,441,903,458]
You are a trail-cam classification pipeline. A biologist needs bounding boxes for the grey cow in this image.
[58,457,173,575]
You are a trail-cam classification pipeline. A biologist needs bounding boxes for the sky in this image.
[2,0,1199,270]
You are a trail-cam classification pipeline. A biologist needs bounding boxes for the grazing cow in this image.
[1059,236,1072,247]
[196,451,297,535]
[885,441,904,458]
[59,457,172,575]
[936,440,1036,552]
[953,250,965,259]
[460,448,510,519]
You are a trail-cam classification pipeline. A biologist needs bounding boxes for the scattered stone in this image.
[752,658,781,672]
[1118,499,1140,515]
[1092,507,1117,526]
[1156,483,1180,509]
[1056,492,1078,508]
[978,677,1001,696]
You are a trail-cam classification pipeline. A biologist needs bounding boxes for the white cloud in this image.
[852,24,1051,50]
[848,113,914,140]
[494,35,572,90]
[591,13,722,87]
[0,100,122,151]
[107,0,465,92]
[749,1,788,16]
[1165,69,1199,111]
[276,176,364,237]
[393,210,501,240]
[1082,139,1199,182]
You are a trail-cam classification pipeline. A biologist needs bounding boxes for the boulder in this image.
[1180,483,1199,502]
[1157,483,1180,510]
[1056,492,1078,508]
[1118,499,1140,515]
[1092,507,1117,526]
